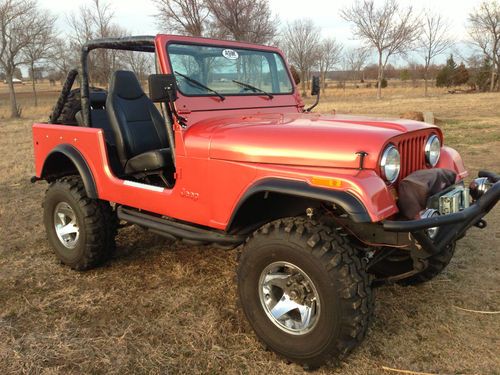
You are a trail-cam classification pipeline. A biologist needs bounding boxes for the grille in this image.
[397,135,427,180]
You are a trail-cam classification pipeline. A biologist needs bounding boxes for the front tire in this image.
[370,243,456,286]
[237,217,373,369]
[405,243,455,285]
[43,176,117,270]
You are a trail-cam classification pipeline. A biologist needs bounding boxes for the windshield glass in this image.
[167,43,293,97]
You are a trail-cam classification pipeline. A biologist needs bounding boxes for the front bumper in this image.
[383,171,499,258]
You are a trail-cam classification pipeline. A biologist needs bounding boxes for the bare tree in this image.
[1,0,52,118]
[153,0,209,36]
[123,51,154,82]
[345,47,370,82]
[67,0,125,85]
[468,0,500,91]
[207,0,277,44]
[22,9,57,106]
[67,4,93,46]
[419,12,453,96]
[49,38,74,83]
[340,0,421,99]
[317,38,343,94]
[281,19,321,96]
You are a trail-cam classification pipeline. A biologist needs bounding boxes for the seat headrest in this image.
[89,91,107,108]
[109,70,145,100]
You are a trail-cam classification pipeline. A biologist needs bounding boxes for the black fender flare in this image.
[227,178,371,230]
[41,144,98,199]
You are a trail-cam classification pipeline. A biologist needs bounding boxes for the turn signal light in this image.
[310,177,342,188]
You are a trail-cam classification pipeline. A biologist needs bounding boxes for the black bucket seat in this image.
[106,70,172,176]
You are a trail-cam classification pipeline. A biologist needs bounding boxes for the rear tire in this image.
[43,176,117,270]
[237,217,373,369]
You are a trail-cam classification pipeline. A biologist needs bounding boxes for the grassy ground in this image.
[0,82,499,374]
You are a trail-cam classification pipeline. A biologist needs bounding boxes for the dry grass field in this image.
[0,82,499,374]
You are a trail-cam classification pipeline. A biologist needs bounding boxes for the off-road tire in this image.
[43,176,117,270]
[401,243,456,285]
[237,217,373,369]
[57,87,106,125]
[371,243,456,286]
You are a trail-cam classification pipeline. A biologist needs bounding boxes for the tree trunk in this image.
[377,53,383,100]
[497,64,500,91]
[321,70,327,95]
[31,63,38,107]
[6,73,20,118]
[301,70,307,97]
[424,68,429,97]
[490,63,496,92]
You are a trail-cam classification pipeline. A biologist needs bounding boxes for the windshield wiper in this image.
[232,80,274,99]
[174,71,225,101]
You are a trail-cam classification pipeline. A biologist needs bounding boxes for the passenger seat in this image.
[75,91,115,147]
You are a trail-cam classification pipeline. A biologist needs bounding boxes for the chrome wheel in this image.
[53,202,80,249]
[258,261,320,335]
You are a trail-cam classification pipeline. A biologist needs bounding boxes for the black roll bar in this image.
[80,36,156,127]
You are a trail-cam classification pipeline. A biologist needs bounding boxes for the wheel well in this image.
[226,178,371,234]
[41,146,97,199]
[227,191,322,234]
[42,152,78,179]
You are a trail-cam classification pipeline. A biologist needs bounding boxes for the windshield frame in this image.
[165,41,295,99]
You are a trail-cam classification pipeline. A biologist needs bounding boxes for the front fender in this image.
[227,167,399,229]
[230,178,372,225]
[303,169,399,222]
[436,146,468,181]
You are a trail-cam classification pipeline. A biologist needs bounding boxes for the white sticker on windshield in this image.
[222,49,239,60]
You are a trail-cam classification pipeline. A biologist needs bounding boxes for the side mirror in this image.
[311,76,320,96]
[148,74,177,102]
[305,76,321,112]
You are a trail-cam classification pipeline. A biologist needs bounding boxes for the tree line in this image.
[158,0,500,99]
[1,0,500,119]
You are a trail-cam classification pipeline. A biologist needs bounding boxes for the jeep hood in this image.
[189,113,438,169]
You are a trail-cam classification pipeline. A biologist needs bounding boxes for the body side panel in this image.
[33,123,466,231]
[33,124,396,229]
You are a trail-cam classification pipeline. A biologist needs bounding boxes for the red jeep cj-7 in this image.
[32,35,499,368]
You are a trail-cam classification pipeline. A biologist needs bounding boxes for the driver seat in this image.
[106,70,172,177]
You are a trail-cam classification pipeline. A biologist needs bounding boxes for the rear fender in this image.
[40,144,98,199]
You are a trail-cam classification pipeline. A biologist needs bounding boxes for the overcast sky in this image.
[38,0,482,65]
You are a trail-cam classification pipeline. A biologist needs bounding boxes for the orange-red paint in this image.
[32,34,468,230]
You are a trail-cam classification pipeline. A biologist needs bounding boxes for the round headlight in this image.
[380,144,400,183]
[425,134,441,167]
